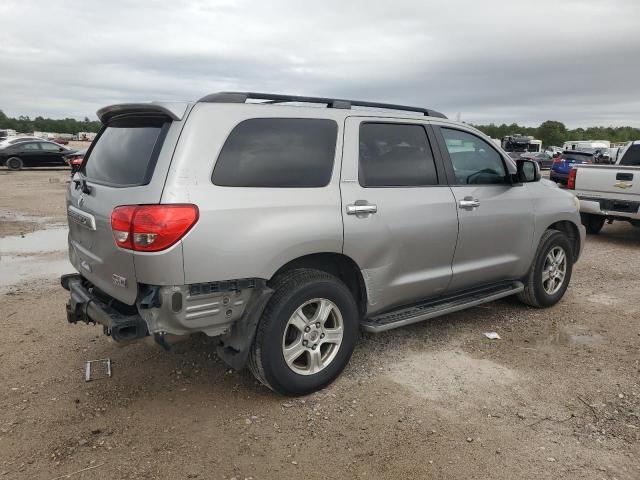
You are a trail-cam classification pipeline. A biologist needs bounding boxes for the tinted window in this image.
[561,152,593,162]
[22,142,40,150]
[83,116,169,186]
[441,129,507,185]
[40,142,60,151]
[359,123,438,187]
[212,118,337,188]
[620,144,640,166]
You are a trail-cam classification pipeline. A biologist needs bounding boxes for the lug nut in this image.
[303,340,308,346]
[304,326,311,333]
[315,322,321,328]
[311,345,316,350]
[320,333,325,339]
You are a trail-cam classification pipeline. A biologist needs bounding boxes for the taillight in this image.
[110,204,199,252]
[567,168,577,190]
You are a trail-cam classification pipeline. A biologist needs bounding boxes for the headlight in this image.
[573,196,580,210]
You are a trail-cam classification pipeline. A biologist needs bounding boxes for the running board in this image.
[361,281,524,333]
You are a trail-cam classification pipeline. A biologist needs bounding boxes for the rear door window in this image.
[212,118,338,188]
[358,123,438,187]
[620,144,640,166]
[82,116,170,186]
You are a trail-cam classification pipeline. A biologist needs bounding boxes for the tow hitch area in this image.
[62,273,149,343]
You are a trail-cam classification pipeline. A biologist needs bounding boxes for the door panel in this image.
[434,126,534,291]
[341,117,459,315]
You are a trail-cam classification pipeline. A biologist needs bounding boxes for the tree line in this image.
[0,109,102,134]
[474,120,640,147]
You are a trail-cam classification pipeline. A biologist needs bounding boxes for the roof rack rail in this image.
[198,92,447,119]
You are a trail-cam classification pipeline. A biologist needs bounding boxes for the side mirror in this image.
[59,147,65,152]
[516,159,541,183]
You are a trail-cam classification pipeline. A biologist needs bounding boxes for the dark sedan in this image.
[519,152,554,169]
[0,140,75,170]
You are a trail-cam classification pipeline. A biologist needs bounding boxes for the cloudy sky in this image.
[1,0,639,127]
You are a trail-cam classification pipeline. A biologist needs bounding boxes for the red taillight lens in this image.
[110,204,199,252]
[567,168,577,190]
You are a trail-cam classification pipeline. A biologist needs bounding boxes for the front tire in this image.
[581,213,605,234]
[248,269,358,396]
[517,229,573,308]
[6,157,23,171]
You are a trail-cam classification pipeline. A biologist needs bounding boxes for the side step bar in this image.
[361,281,524,333]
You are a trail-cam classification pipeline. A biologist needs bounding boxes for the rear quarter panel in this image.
[162,103,345,284]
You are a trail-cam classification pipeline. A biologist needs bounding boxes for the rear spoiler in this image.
[97,102,189,124]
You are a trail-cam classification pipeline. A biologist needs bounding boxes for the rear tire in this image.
[581,213,605,234]
[6,157,23,171]
[517,229,573,308]
[248,269,358,396]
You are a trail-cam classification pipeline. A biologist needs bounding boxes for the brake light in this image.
[110,204,199,252]
[567,168,577,190]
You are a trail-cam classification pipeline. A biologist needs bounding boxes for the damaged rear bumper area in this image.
[61,273,273,368]
[62,274,149,342]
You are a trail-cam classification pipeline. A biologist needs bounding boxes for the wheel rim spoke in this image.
[322,327,343,345]
[542,246,567,295]
[308,349,324,374]
[289,309,309,332]
[311,298,333,325]
[283,339,306,366]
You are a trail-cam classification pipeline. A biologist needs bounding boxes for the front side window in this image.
[441,128,507,185]
[359,123,438,187]
[212,118,338,188]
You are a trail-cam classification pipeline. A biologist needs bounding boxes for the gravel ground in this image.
[0,170,639,479]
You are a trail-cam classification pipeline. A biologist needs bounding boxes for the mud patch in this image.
[387,350,517,402]
[533,324,606,349]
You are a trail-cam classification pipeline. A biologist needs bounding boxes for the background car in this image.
[0,140,76,170]
[550,150,595,184]
[520,151,554,169]
[64,148,87,174]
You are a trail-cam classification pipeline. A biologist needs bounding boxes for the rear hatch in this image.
[67,103,188,305]
[554,151,593,173]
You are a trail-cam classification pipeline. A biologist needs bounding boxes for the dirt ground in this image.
[1,169,639,480]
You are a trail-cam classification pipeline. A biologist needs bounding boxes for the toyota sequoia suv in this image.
[62,92,585,395]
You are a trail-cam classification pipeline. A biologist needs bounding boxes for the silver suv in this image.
[61,92,585,395]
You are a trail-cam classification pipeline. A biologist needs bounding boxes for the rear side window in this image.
[212,118,337,188]
[620,144,640,166]
[359,123,438,187]
[82,116,170,186]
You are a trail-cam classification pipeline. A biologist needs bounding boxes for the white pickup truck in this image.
[569,141,640,234]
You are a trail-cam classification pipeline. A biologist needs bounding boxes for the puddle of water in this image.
[0,253,73,293]
[0,226,73,291]
[387,350,517,402]
[0,228,68,254]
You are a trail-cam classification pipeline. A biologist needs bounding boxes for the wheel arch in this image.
[546,220,581,262]
[270,252,367,318]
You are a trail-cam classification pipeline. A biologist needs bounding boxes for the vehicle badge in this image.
[614,181,632,189]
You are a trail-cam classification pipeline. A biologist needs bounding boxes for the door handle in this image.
[458,197,480,210]
[346,203,378,216]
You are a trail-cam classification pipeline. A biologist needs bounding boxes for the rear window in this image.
[82,116,170,186]
[620,144,640,166]
[212,118,338,188]
[562,152,593,162]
